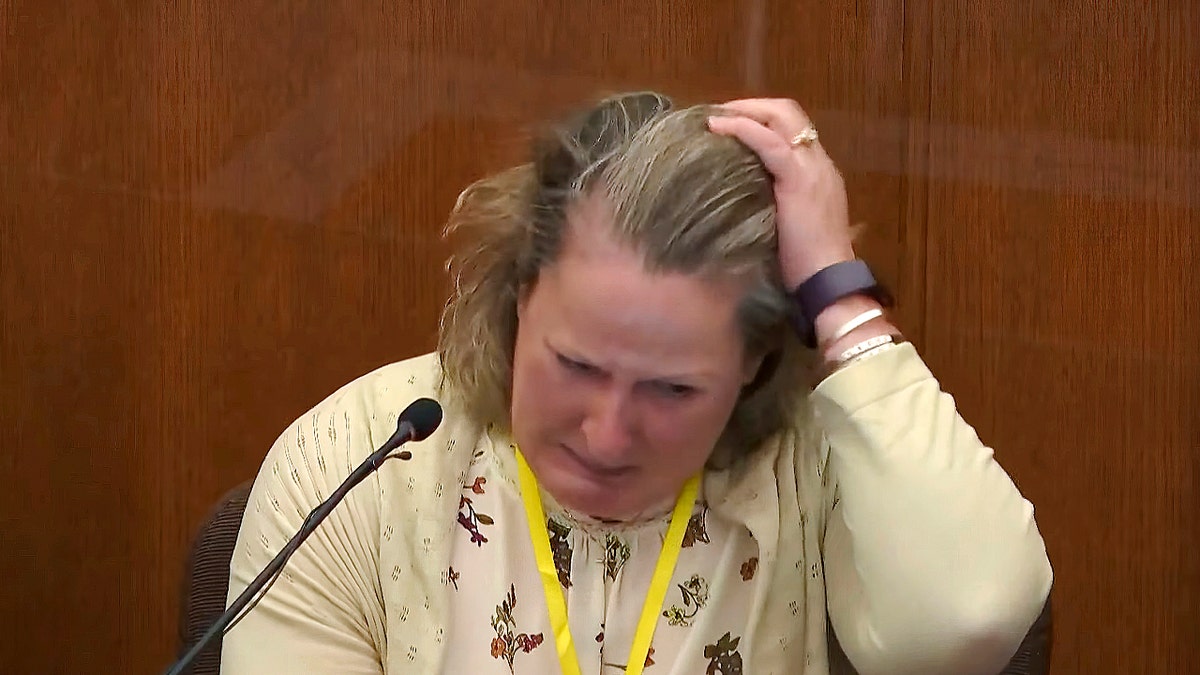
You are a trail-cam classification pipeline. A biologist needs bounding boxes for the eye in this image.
[650,381,697,399]
[555,352,599,376]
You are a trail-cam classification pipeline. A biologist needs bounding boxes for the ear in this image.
[741,350,767,386]
[516,278,537,320]
[739,348,782,399]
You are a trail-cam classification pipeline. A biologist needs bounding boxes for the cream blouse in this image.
[221,344,1053,674]
[442,431,759,674]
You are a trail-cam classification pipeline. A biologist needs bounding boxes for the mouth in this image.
[560,444,635,479]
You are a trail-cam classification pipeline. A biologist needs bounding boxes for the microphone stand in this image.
[164,420,419,675]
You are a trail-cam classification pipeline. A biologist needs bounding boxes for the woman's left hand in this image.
[706,98,856,290]
[709,98,897,358]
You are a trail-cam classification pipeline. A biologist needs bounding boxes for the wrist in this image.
[781,245,856,290]
[785,257,893,348]
[814,294,892,359]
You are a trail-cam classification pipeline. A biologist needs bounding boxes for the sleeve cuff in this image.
[809,342,933,419]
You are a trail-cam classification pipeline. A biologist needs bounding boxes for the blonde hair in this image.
[437,91,813,465]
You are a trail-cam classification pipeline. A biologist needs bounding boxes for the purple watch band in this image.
[788,259,893,348]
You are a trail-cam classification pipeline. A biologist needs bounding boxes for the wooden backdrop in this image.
[1,1,1195,672]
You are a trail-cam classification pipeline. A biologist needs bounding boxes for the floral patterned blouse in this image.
[444,431,759,674]
[221,348,1053,674]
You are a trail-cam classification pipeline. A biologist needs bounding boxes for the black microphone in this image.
[165,397,444,675]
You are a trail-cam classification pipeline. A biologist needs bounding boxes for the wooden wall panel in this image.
[3,1,1196,673]
[916,2,1199,672]
[0,2,906,672]
[761,0,920,335]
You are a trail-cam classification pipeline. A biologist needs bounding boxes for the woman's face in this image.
[510,198,758,520]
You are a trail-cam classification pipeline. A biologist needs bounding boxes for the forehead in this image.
[527,199,749,375]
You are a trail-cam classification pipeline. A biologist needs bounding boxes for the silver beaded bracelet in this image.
[835,334,894,362]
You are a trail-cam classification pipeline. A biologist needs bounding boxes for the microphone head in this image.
[398,397,443,442]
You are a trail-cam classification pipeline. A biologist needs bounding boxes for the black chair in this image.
[176,481,253,675]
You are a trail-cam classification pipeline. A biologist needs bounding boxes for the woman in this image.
[221,92,1053,674]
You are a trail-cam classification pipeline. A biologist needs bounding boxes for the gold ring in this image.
[790,126,819,147]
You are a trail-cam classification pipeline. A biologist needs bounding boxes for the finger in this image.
[707,115,825,185]
[708,114,831,165]
[718,97,805,115]
[715,98,812,133]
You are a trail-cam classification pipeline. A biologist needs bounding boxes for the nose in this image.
[580,386,636,466]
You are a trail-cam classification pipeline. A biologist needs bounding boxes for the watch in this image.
[788,259,894,348]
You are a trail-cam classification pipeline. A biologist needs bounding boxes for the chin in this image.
[570,496,642,522]
[542,469,635,519]
[529,459,648,521]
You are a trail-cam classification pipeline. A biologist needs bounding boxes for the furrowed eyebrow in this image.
[545,338,713,384]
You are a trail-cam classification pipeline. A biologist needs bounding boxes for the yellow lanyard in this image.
[515,448,700,675]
